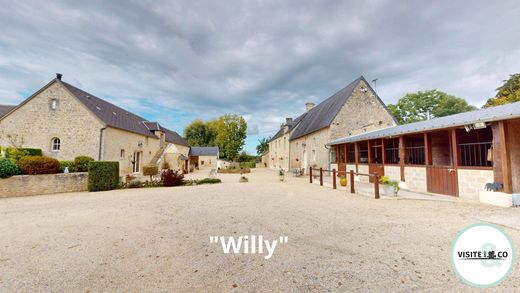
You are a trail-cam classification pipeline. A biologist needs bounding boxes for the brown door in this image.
[369,164,384,183]
[338,162,346,177]
[426,166,458,196]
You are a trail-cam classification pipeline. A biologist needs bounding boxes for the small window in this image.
[201,160,205,166]
[51,137,60,151]
[120,149,125,159]
[50,99,57,110]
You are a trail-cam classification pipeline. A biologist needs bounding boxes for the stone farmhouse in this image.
[188,146,219,170]
[267,76,396,172]
[327,102,520,206]
[0,74,190,175]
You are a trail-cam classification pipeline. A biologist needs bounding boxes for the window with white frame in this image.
[51,137,60,151]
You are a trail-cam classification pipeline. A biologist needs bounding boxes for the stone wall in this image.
[458,169,494,200]
[384,165,401,182]
[268,129,290,170]
[358,165,369,182]
[290,128,331,171]
[164,143,190,171]
[0,82,103,160]
[197,155,218,168]
[0,173,88,198]
[404,166,427,192]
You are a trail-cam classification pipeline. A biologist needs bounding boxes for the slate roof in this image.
[189,146,219,156]
[327,101,520,145]
[268,113,307,142]
[0,105,15,118]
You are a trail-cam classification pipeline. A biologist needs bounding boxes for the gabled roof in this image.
[327,101,520,145]
[0,105,15,118]
[268,113,307,142]
[163,127,189,146]
[189,146,219,156]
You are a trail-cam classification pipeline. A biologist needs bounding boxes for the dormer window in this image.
[50,99,58,110]
[51,137,60,151]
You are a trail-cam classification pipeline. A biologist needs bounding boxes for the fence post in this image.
[309,167,313,183]
[319,168,323,186]
[332,169,336,189]
[350,170,355,194]
[374,173,380,199]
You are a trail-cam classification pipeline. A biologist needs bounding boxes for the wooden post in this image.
[498,121,512,193]
[355,142,360,173]
[450,128,459,167]
[367,140,372,164]
[374,173,380,199]
[424,132,432,165]
[381,138,386,165]
[309,166,313,183]
[319,168,323,186]
[332,169,336,189]
[350,170,355,194]
[399,136,405,181]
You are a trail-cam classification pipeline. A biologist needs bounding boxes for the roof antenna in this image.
[371,78,378,94]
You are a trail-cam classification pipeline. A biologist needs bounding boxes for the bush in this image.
[127,180,143,188]
[0,158,21,178]
[161,169,184,187]
[196,178,222,184]
[17,156,60,175]
[218,167,250,174]
[88,161,119,192]
[143,165,159,181]
[5,148,43,162]
[239,161,256,168]
[59,160,76,173]
[74,156,95,172]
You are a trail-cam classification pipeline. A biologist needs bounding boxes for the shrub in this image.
[17,156,60,175]
[59,160,76,173]
[127,180,143,188]
[196,178,222,184]
[0,158,21,178]
[88,161,119,192]
[218,167,250,174]
[75,156,95,172]
[239,161,256,168]
[161,169,184,187]
[4,148,43,161]
[143,165,159,181]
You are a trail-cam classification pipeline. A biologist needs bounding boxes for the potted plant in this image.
[380,176,399,197]
[279,169,285,182]
[339,175,347,187]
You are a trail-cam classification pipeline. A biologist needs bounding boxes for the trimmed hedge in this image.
[4,148,43,162]
[75,156,95,172]
[239,161,256,168]
[88,161,119,192]
[17,156,60,175]
[196,178,222,184]
[59,160,77,173]
[0,158,21,178]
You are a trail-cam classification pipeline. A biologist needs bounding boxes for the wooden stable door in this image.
[426,166,458,196]
[369,164,384,183]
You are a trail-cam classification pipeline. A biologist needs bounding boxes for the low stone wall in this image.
[0,172,88,198]
[384,165,401,182]
[458,169,494,200]
[404,166,427,192]
[358,165,369,182]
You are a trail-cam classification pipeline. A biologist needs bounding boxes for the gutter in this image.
[98,127,106,160]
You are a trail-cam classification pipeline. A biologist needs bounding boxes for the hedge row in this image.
[17,156,60,175]
[88,161,119,192]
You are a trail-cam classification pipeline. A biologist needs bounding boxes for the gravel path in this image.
[1,168,519,292]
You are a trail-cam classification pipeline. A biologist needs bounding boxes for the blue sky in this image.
[1,1,520,154]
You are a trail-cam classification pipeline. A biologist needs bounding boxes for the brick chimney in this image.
[285,117,293,125]
[305,102,315,112]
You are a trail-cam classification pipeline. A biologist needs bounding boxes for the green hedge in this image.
[17,156,60,175]
[0,158,21,178]
[196,178,222,184]
[88,161,119,192]
[4,148,43,161]
[239,161,256,168]
[75,156,95,172]
[59,160,76,173]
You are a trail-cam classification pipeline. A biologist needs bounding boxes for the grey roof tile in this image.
[189,146,219,156]
[0,104,15,118]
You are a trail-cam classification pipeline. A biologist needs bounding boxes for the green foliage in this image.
[196,178,222,184]
[380,176,400,191]
[4,148,42,162]
[0,158,21,178]
[184,119,217,146]
[388,90,477,124]
[239,161,256,168]
[484,74,520,108]
[256,137,270,155]
[74,156,95,172]
[127,180,143,188]
[143,165,159,181]
[17,156,60,175]
[235,151,257,163]
[59,160,76,173]
[87,161,119,192]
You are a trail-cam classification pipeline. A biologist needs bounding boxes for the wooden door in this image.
[369,164,384,183]
[426,166,458,196]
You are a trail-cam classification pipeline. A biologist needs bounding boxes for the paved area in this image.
[1,168,520,292]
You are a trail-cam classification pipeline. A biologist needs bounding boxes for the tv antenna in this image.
[372,78,379,93]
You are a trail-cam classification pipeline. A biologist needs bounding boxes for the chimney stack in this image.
[305,102,315,112]
[285,117,293,125]
[56,73,63,80]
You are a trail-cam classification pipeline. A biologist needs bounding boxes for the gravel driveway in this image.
[1,168,520,292]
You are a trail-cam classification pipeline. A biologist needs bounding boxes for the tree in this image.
[484,74,520,108]
[183,119,216,146]
[256,137,270,155]
[388,90,476,124]
[213,114,247,160]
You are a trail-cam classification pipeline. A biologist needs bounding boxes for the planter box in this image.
[0,172,88,198]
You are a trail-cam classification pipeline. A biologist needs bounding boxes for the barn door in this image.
[369,164,385,183]
[426,166,458,196]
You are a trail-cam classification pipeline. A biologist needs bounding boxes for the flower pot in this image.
[383,185,397,197]
[339,177,347,186]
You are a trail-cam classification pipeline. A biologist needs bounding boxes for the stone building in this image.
[267,76,396,172]
[0,74,189,175]
[188,146,219,170]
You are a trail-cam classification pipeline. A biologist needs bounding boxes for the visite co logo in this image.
[451,223,515,288]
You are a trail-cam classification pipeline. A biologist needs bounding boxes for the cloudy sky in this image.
[1,1,519,153]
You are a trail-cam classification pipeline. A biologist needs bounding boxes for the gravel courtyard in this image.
[1,168,520,292]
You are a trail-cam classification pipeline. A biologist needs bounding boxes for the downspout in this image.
[98,127,106,160]
[325,144,330,176]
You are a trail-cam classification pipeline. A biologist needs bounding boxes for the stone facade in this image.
[457,169,494,200]
[384,165,401,182]
[195,155,218,169]
[0,173,88,198]
[164,143,190,171]
[268,127,291,170]
[0,82,103,160]
[404,167,427,192]
[290,127,331,171]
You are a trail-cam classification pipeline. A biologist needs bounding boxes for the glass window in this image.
[51,137,60,151]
